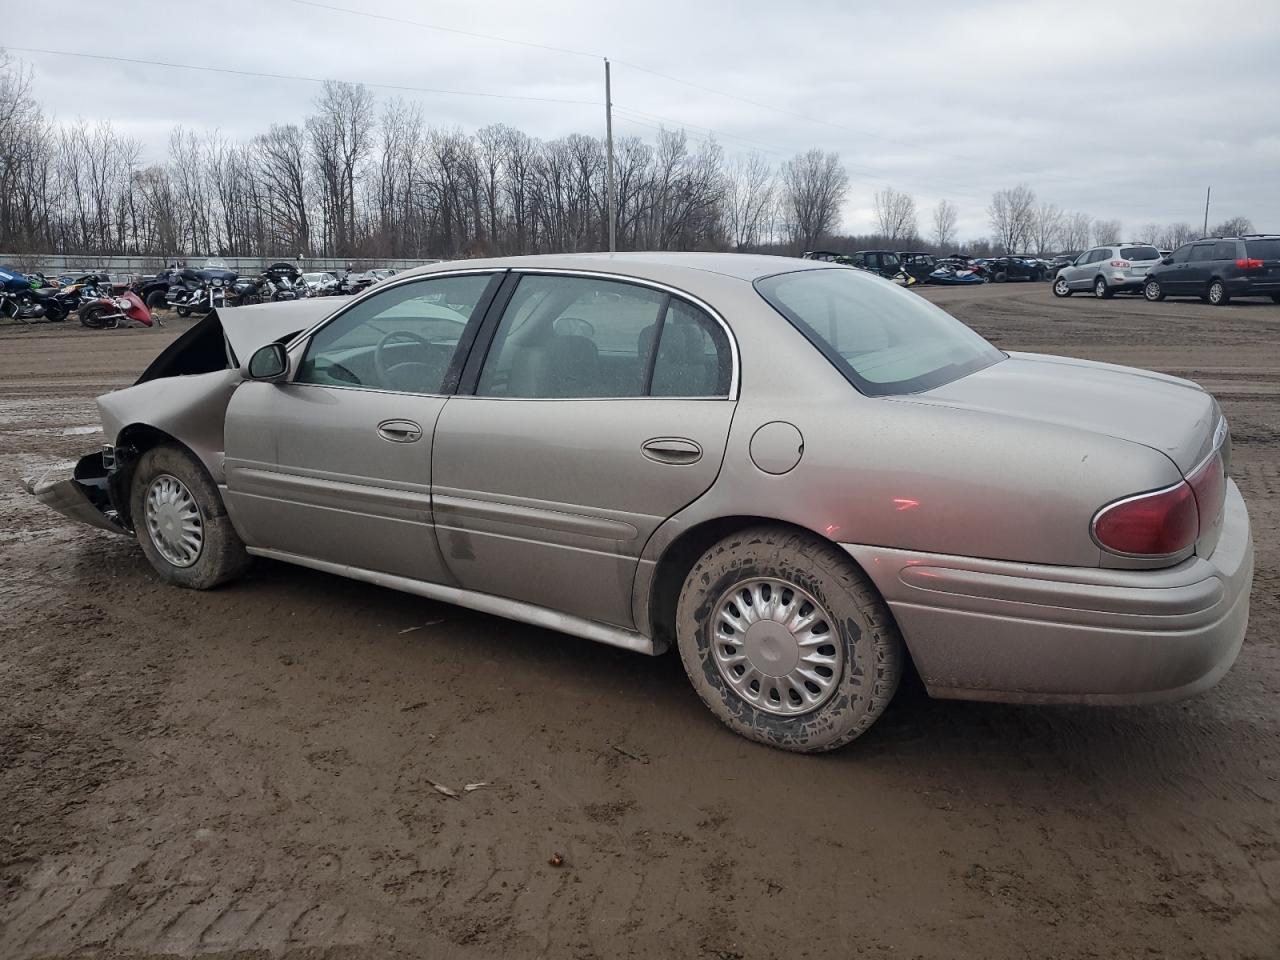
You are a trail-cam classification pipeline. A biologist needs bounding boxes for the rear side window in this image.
[1244,239,1280,260]
[649,300,732,398]
[1212,241,1239,260]
[755,268,1003,397]
[1120,246,1159,261]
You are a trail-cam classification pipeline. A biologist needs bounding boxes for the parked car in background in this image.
[1142,236,1280,305]
[1052,244,1162,298]
[1051,253,1081,273]
[24,252,1253,753]
[898,252,938,283]
[300,272,340,296]
[845,250,903,279]
[984,256,1048,283]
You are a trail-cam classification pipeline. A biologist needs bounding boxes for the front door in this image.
[223,271,501,582]
[431,272,738,628]
[1180,242,1218,294]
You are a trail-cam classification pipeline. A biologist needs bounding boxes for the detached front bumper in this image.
[22,451,130,535]
[844,479,1253,705]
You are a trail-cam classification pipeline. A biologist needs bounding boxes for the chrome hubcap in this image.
[145,474,203,567]
[1146,282,1159,299]
[1210,284,1222,303]
[1095,281,1106,296]
[712,578,843,716]
[1054,279,1068,294]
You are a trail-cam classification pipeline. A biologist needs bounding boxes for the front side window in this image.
[755,268,1003,396]
[1190,244,1217,262]
[297,273,494,393]
[1170,245,1194,263]
[476,274,731,399]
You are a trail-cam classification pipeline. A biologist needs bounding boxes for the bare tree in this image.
[1155,222,1197,249]
[988,184,1036,253]
[1092,218,1123,245]
[307,80,375,256]
[1210,215,1253,237]
[1060,211,1092,251]
[724,153,775,251]
[931,199,958,250]
[873,187,917,243]
[780,149,848,252]
[1031,201,1063,254]
[253,123,312,256]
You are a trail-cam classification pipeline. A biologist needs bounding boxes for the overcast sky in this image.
[8,0,1280,241]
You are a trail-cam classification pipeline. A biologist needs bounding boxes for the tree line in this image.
[0,52,1253,261]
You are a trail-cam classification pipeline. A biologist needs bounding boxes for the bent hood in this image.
[137,300,336,384]
[903,351,1221,474]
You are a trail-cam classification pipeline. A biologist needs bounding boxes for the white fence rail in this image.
[0,254,445,276]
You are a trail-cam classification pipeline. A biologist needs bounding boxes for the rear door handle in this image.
[377,419,423,443]
[641,437,703,465]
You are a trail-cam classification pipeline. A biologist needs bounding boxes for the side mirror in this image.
[1160,256,1174,265]
[246,342,288,381]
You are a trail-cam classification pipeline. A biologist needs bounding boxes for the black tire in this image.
[1093,276,1114,299]
[129,443,251,590]
[44,300,68,321]
[176,306,191,318]
[992,271,1008,283]
[145,289,168,311]
[1270,294,1280,304]
[1144,279,1166,302]
[79,304,109,328]
[1052,275,1072,297]
[1207,279,1230,306]
[675,525,904,753]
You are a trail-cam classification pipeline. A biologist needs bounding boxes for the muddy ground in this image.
[1,283,1277,959]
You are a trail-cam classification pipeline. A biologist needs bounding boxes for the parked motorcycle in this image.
[168,267,233,317]
[0,264,70,321]
[79,288,156,329]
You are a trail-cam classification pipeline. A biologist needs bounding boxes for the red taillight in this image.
[1092,482,1198,556]
[1187,451,1225,531]
[1109,259,1131,268]
[1236,258,1264,270]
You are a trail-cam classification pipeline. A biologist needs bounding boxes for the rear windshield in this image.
[754,268,1004,396]
[1120,246,1160,261]
[1244,239,1280,260]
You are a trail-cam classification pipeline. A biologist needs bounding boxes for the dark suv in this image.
[1143,235,1280,305]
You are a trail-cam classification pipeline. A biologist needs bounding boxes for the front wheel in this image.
[992,271,1008,283]
[130,444,250,589]
[44,301,68,321]
[675,526,904,753]
[1144,279,1166,302]
[1052,276,1072,297]
[145,289,168,312]
[176,306,191,318]
[1207,279,1230,306]
[1094,277,1114,299]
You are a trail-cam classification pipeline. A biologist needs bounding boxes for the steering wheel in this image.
[374,329,436,391]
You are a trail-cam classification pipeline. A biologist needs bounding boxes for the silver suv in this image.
[1052,243,1163,298]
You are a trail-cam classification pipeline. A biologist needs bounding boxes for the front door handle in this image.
[377,419,423,443]
[641,437,703,465]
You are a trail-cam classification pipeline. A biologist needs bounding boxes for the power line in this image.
[282,0,602,60]
[5,46,600,106]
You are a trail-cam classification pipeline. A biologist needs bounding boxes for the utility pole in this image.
[1203,186,1211,237]
[604,58,616,253]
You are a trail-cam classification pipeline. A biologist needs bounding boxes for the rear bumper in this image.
[842,479,1253,704]
[21,451,129,535]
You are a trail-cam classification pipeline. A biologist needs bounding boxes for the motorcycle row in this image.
[0,260,392,330]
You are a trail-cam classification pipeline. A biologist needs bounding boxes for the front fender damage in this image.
[22,451,130,535]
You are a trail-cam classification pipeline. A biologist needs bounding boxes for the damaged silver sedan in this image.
[26,253,1254,752]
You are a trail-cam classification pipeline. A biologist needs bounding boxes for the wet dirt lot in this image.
[2,283,1278,959]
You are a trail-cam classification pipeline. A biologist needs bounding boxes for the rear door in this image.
[431,271,737,629]
[223,271,501,582]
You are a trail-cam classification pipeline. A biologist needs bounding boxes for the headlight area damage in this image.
[21,300,328,536]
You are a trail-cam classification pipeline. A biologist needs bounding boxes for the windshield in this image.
[754,268,1004,396]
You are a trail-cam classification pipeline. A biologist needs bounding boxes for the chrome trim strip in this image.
[506,267,742,400]
[245,547,665,656]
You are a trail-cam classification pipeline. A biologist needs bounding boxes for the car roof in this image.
[396,252,835,284]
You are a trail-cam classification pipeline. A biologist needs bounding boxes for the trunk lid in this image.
[902,352,1220,474]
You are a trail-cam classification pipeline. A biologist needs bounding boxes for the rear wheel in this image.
[1094,276,1114,299]
[144,289,168,311]
[675,525,903,753]
[1271,294,1280,304]
[1207,279,1230,305]
[1052,275,1072,297]
[992,271,1008,283]
[176,306,191,318]
[44,300,68,321]
[130,444,250,589]
[1144,279,1166,302]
